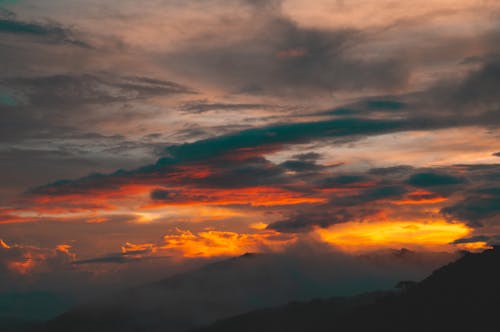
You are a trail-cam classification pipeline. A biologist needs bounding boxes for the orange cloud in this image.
[0,211,121,225]
[128,228,298,258]
[454,241,492,252]
[21,163,216,215]
[9,167,324,223]
[316,220,471,252]
[0,213,48,224]
[0,240,76,275]
[0,239,10,249]
[56,244,76,260]
[86,217,109,223]
[249,222,269,230]
[8,254,36,275]
[145,186,325,208]
[121,242,156,255]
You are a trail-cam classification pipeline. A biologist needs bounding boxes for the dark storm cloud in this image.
[407,172,466,187]
[311,55,500,127]
[441,187,500,227]
[164,118,408,162]
[182,102,272,113]
[292,152,321,161]
[26,94,497,203]
[269,164,500,232]
[72,251,169,265]
[27,117,411,197]
[368,166,414,176]
[408,56,500,125]
[280,158,324,173]
[451,235,500,245]
[72,255,138,264]
[18,51,500,231]
[202,156,288,188]
[354,185,409,201]
[365,100,406,110]
[164,3,409,95]
[268,169,416,232]
[267,185,409,232]
[0,10,89,47]
[434,164,500,226]
[453,59,500,105]
[318,98,407,118]
[319,175,369,187]
[150,189,182,201]
[267,209,355,232]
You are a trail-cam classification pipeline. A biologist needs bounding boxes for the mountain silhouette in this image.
[193,246,500,332]
[32,249,452,332]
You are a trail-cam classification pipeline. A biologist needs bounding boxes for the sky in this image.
[0,0,500,316]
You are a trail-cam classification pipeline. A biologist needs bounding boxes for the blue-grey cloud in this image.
[407,172,466,187]
[451,235,500,245]
[0,10,88,47]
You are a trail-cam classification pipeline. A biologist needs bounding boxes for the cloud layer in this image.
[1,0,500,322]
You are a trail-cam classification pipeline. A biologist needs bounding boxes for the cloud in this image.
[407,172,466,187]
[453,59,500,105]
[5,50,500,214]
[158,228,297,258]
[161,55,500,165]
[365,100,406,110]
[162,1,410,96]
[12,108,499,234]
[72,242,176,265]
[0,72,195,144]
[267,168,416,232]
[1,11,499,269]
[451,235,500,245]
[23,116,410,199]
[0,239,75,278]
[4,1,500,323]
[317,220,470,253]
[71,228,297,264]
[72,254,145,264]
[182,102,272,113]
[0,10,88,47]
[3,73,194,108]
[441,187,500,226]
[268,163,500,232]
[407,57,500,126]
[72,250,169,265]
[163,118,408,163]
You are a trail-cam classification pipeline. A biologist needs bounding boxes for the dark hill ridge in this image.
[34,249,453,332]
[193,246,500,332]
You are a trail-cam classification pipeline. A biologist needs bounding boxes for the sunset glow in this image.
[316,220,471,252]
[1,0,499,324]
[159,228,297,258]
